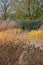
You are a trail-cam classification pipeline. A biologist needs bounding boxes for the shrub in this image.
[19,20,41,31]
[19,21,26,30]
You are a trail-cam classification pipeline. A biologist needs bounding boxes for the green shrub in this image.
[19,21,26,30]
[19,20,41,31]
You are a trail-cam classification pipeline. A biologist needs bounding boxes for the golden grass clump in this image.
[29,30,43,40]
[0,28,22,44]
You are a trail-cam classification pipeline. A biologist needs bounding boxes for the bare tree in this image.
[0,0,10,20]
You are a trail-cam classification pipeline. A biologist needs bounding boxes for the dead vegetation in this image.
[0,41,43,65]
[0,20,18,31]
[0,29,43,65]
[0,29,43,47]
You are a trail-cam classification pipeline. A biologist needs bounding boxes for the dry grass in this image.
[0,28,22,44]
[0,29,43,65]
[0,29,43,47]
[16,30,43,47]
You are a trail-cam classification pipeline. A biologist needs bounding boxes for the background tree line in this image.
[0,0,43,20]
